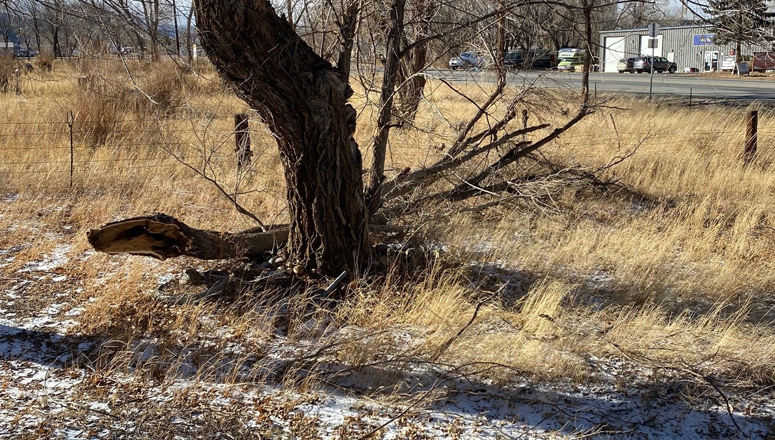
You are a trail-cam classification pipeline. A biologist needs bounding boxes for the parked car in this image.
[634,56,677,73]
[617,57,636,73]
[449,56,466,70]
[526,49,557,69]
[504,50,525,69]
[449,51,485,70]
[558,51,586,71]
[557,48,582,60]
[505,48,556,70]
[558,52,600,72]
[15,49,36,58]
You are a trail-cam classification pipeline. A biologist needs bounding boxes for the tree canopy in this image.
[702,0,774,51]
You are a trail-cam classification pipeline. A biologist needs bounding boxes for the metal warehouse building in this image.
[599,24,768,73]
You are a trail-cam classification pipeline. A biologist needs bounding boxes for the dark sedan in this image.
[504,51,525,69]
[634,56,677,73]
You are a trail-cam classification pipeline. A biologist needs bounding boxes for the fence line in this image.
[0,130,767,145]
[1,114,772,183]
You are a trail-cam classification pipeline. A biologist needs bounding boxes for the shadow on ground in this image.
[1,321,772,440]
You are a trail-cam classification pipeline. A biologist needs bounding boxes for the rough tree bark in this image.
[195,0,371,276]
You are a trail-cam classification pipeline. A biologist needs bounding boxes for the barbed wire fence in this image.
[0,111,772,184]
[0,114,258,180]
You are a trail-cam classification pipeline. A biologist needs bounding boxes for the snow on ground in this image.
[1,247,774,439]
[19,244,72,273]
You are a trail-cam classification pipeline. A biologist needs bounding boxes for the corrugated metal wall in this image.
[599,25,767,72]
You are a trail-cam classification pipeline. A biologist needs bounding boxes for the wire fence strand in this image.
[0,118,772,178]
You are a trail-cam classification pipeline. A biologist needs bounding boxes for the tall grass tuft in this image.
[0,54,16,93]
[140,62,195,116]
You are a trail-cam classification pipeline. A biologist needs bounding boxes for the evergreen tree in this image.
[703,0,774,60]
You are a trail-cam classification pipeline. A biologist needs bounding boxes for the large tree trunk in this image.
[581,0,593,107]
[195,0,371,276]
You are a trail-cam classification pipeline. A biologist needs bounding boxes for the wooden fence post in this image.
[522,109,529,141]
[14,64,21,95]
[234,113,252,169]
[745,109,758,164]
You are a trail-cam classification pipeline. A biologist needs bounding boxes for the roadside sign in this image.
[721,55,736,70]
[693,34,714,46]
[647,23,659,103]
[648,22,660,38]
[736,62,750,75]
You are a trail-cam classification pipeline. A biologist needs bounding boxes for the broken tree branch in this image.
[87,215,410,261]
[439,107,589,200]
[87,214,288,260]
[382,124,549,201]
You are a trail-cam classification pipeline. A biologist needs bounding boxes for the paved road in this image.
[426,69,775,101]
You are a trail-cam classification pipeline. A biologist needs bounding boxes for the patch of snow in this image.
[23,315,56,328]
[157,272,176,286]
[0,256,15,268]
[78,250,95,260]
[585,269,613,290]
[41,303,63,315]
[89,402,111,412]
[20,244,71,272]
[66,307,84,317]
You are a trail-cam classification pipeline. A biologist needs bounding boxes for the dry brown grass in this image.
[0,54,17,93]
[1,57,774,396]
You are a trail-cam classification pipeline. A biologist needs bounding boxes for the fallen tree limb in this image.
[87,214,289,260]
[87,214,410,261]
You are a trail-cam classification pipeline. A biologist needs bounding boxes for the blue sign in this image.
[693,34,715,46]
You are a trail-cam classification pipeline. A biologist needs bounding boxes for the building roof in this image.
[600,23,712,34]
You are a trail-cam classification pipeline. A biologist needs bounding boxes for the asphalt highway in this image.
[426,68,775,101]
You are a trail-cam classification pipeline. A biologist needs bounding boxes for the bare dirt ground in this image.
[2,227,774,439]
